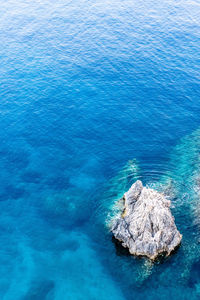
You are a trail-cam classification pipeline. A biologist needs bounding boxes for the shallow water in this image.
[0,0,200,299]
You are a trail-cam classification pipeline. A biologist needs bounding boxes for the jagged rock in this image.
[111,180,182,260]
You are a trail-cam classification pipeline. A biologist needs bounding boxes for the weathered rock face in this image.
[111,180,182,260]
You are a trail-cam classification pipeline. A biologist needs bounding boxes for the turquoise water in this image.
[0,0,200,299]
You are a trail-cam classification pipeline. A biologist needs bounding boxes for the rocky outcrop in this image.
[111,180,182,260]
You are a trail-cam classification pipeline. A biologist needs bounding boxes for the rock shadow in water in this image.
[112,236,130,257]
[112,236,181,265]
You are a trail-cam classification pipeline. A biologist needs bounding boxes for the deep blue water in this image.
[0,0,200,299]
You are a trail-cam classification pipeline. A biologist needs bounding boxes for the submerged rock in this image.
[111,180,182,260]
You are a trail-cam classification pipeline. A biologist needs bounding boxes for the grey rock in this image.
[111,180,182,260]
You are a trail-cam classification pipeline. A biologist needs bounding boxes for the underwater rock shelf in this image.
[111,180,182,260]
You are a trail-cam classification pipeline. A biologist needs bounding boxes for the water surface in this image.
[0,0,200,299]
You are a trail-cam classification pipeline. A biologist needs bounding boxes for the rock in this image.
[111,180,182,260]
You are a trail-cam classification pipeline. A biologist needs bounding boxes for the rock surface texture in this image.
[111,180,182,260]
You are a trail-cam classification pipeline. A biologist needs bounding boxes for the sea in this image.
[0,0,200,299]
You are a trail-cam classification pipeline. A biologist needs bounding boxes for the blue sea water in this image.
[0,0,200,299]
